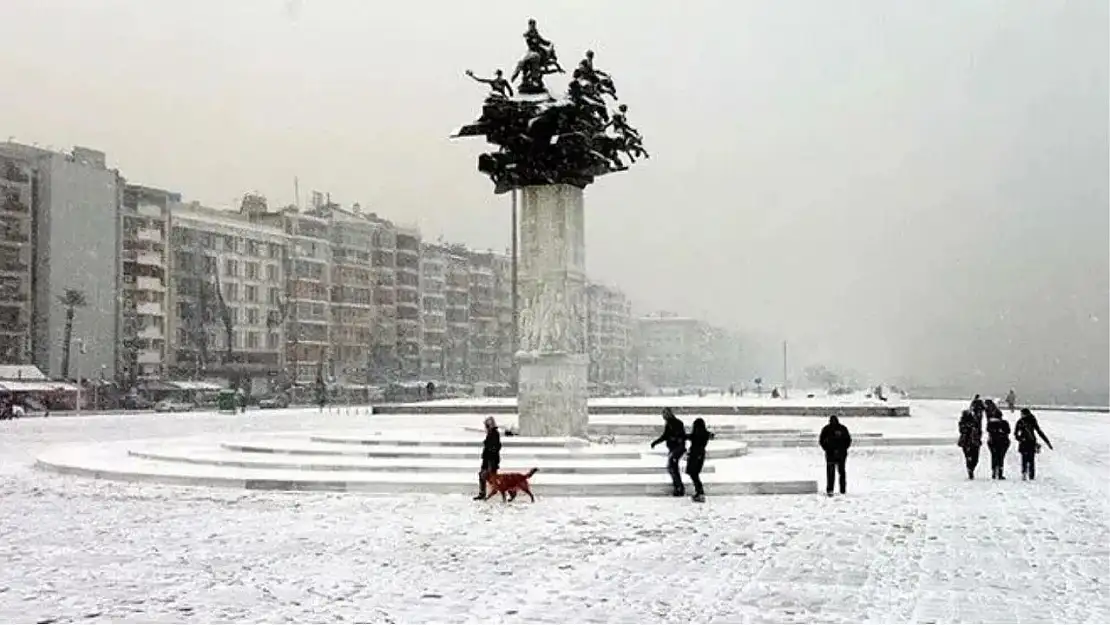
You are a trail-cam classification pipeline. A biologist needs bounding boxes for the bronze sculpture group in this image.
[455,19,648,193]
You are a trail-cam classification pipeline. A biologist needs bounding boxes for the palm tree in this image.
[58,288,87,380]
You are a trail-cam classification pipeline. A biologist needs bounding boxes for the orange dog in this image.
[485,468,539,502]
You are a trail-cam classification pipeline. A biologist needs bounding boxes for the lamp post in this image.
[74,338,85,415]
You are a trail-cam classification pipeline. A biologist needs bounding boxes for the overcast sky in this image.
[1,0,1107,398]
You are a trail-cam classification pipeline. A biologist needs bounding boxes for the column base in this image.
[516,352,588,438]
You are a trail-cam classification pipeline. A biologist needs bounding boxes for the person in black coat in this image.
[957,409,983,479]
[650,407,687,496]
[685,418,715,502]
[474,416,502,500]
[985,413,1011,480]
[819,415,852,496]
[970,394,985,427]
[1014,408,1053,480]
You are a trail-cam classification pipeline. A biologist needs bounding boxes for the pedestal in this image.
[516,184,589,438]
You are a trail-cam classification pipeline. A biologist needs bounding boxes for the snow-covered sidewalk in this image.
[0,402,1106,623]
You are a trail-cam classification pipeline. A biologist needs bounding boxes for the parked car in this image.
[122,395,155,410]
[257,394,289,409]
[154,400,195,413]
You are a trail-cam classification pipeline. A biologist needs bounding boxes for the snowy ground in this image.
[1,402,1107,623]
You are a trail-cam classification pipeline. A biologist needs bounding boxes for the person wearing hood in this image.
[985,411,1011,480]
[685,418,715,502]
[970,394,985,427]
[650,407,687,496]
[1014,408,1053,480]
[957,409,983,479]
[818,415,852,496]
[474,416,502,500]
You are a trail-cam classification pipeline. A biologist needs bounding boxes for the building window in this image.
[223,235,236,253]
[269,287,281,305]
[225,258,238,277]
[245,285,258,303]
[246,308,260,325]
[203,255,217,273]
[246,332,260,349]
[224,283,238,301]
[267,332,279,350]
[269,243,282,259]
[245,262,259,280]
[266,264,278,282]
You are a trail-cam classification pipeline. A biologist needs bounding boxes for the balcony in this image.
[135,276,165,292]
[137,204,163,218]
[137,349,163,364]
[136,302,163,316]
[137,326,163,340]
[136,228,163,243]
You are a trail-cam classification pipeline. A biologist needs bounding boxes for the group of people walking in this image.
[650,408,715,502]
[958,394,1053,480]
[472,391,1058,501]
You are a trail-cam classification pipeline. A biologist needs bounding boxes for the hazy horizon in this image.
[1,0,1106,399]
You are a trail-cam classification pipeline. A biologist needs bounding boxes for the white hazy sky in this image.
[1,0,1107,398]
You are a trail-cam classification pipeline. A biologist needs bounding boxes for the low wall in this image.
[371,403,911,418]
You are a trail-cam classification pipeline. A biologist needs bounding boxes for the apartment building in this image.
[586,282,633,389]
[444,246,471,383]
[328,206,375,383]
[419,243,448,380]
[394,226,422,380]
[0,155,34,365]
[466,251,501,384]
[167,201,287,390]
[492,252,514,383]
[634,312,743,389]
[118,184,178,385]
[0,143,121,381]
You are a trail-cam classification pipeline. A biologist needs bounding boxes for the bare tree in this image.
[211,271,238,389]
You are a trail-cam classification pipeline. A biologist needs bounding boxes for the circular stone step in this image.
[310,434,585,448]
[127,447,719,475]
[34,433,800,497]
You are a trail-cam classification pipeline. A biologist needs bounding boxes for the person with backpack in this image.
[818,415,852,496]
[985,412,1012,480]
[957,409,983,479]
[650,407,687,497]
[685,418,715,502]
[1014,408,1053,480]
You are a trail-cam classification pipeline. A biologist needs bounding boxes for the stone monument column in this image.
[453,20,647,438]
[515,184,588,438]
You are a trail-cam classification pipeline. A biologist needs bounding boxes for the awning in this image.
[0,381,80,393]
[140,380,179,392]
[168,380,222,392]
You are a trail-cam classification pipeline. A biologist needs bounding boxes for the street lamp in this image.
[74,338,86,415]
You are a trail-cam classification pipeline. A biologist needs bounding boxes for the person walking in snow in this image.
[650,407,687,497]
[819,415,852,496]
[474,416,502,500]
[985,412,1012,480]
[685,418,715,502]
[970,394,985,427]
[1014,408,1053,480]
[957,409,983,479]
[1005,389,1017,413]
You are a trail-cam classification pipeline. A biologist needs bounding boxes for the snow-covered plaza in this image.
[1,399,1107,623]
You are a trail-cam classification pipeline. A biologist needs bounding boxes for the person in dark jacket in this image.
[685,418,715,502]
[1005,389,1017,413]
[474,416,502,500]
[818,415,852,496]
[650,407,687,496]
[970,394,985,426]
[1014,408,1053,480]
[984,398,1003,422]
[985,413,1011,479]
[957,409,983,479]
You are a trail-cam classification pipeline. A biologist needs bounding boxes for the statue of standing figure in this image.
[512,18,565,95]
